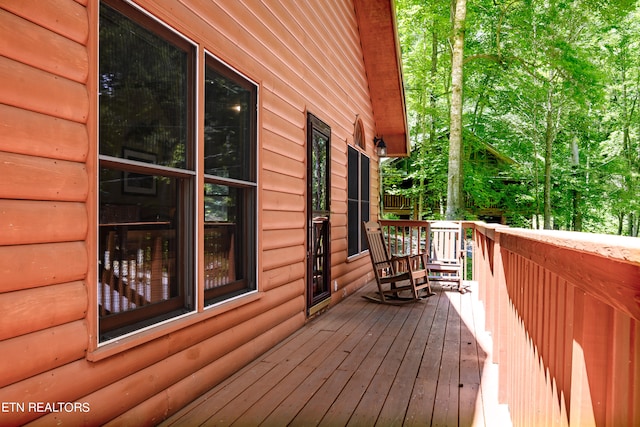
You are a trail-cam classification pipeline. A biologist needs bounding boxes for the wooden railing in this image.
[379,220,429,255]
[474,223,640,426]
[380,220,640,426]
[379,220,471,280]
[383,194,413,210]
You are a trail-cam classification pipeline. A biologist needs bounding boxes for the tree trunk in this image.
[617,212,624,235]
[543,82,555,229]
[430,24,438,148]
[420,24,439,221]
[629,212,638,237]
[571,136,582,231]
[446,0,467,220]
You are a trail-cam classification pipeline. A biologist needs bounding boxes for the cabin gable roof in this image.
[354,0,409,157]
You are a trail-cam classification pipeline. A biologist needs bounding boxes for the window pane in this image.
[204,183,256,305]
[311,129,329,213]
[360,154,370,250]
[98,168,188,340]
[348,199,359,256]
[361,155,370,203]
[347,147,370,256]
[99,3,189,169]
[204,62,254,181]
[348,147,359,200]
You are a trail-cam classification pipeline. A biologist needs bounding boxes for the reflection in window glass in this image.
[348,146,370,256]
[98,1,194,341]
[204,63,254,181]
[204,185,240,295]
[99,2,189,169]
[205,183,234,223]
[98,168,187,340]
[312,129,328,213]
[204,55,257,306]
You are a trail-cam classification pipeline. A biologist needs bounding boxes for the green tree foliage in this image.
[393,0,640,234]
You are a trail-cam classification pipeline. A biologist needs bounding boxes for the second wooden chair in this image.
[363,221,433,304]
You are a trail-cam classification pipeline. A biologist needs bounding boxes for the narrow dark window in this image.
[348,145,370,256]
[360,155,370,250]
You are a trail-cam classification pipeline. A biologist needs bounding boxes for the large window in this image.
[98,1,257,342]
[348,145,370,256]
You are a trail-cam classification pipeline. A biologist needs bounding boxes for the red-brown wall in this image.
[0,0,385,424]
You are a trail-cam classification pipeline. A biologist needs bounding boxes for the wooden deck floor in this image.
[161,281,511,427]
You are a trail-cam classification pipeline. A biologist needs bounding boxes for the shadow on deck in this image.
[161,281,511,426]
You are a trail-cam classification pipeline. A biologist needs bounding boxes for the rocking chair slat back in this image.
[426,221,465,291]
[363,221,432,304]
[366,223,393,272]
[429,221,463,264]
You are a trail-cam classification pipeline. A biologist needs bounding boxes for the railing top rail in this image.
[381,219,640,265]
[379,220,429,227]
[465,229,639,425]
[473,222,640,266]
[470,221,640,322]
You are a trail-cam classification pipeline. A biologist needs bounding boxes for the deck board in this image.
[160,281,512,427]
[405,289,450,426]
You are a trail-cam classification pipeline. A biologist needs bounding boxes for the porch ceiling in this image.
[354,0,410,157]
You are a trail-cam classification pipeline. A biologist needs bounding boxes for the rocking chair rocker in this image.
[362,221,434,304]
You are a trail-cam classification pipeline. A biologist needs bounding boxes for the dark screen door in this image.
[307,114,331,312]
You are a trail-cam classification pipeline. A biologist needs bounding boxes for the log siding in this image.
[0,0,401,424]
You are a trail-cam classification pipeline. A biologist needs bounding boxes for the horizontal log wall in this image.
[0,281,87,341]
[473,223,640,426]
[0,0,89,415]
[0,0,93,421]
[0,0,378,424]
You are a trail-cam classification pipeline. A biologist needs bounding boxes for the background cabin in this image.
[0,0,409,424]
[382,136,522,224]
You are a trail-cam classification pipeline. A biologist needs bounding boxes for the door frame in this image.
[306,113,331,314]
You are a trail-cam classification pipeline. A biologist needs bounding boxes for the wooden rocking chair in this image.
[363,221,433,304]
[425,221,467,292]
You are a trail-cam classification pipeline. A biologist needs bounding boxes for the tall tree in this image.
[599,7,640,235]
[394,0,451,219]
[446,0,468,219]
[393,0,639,233]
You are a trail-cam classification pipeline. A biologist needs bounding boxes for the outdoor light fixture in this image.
[373,136,387,157]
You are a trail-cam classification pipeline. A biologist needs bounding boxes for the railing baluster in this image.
[378,219,640,425]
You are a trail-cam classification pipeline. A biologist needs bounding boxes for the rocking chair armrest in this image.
[389,254,419,267]
[390,253,427,272]
[389,253,422,262]
[388,254,407,267]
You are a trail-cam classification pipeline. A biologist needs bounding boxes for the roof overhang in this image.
[354,0,410,157]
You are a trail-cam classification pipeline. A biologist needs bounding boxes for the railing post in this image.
[384,219,640,426]
[492,230,506,365]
